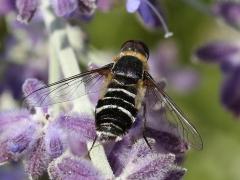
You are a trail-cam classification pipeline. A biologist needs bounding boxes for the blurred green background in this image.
[84,1,240,180]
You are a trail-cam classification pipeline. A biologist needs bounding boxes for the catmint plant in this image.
[0,78,97,179]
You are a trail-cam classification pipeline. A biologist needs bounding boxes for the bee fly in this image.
[24,40,203,150]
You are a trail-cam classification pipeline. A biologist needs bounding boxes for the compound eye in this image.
[136,41,149,59]
[121,40,149,59]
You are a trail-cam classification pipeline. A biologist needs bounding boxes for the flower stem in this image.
[40,1,113,178]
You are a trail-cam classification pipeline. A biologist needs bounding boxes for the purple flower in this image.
[196,41,240,64]
[0,109,29,133]
[142,97,189,162]
[109,138,186,179]
[57,114,96,141]
[0,0,97,23]
[16,0,39,23]
[106,104,188,177]
[0,79,96,179]
[24,136,51,179]
[0,109,39,164]
[48,155,104,180]
[144,128,188,164]
[212,2,240,30]
[1,41,198,178]
[196,41,240,116]
[2,2,42,24]
[45,123,67,158]
[168,69,199,93]
[149,40,200,93]
[126,0,162,27]
[221,68,240,116]
[126,0,173,37]
[0,75,192,179]
[48,137,186,179]
[50,0,97,17]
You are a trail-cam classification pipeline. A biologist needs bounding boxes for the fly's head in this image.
[120,40,149,60]
[113,40,149,70]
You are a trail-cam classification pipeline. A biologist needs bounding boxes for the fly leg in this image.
[142,102,152,150]
[87,135,98,158]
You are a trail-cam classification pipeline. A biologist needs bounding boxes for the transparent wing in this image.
[144,72,203,150]
[23,63,113,107]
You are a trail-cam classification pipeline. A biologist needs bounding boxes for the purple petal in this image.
[126,0,141,13]
[57,113,96,141]
[16,0,38,23]
[149,40,178,81]
[22,78,49,108]
[108,138,133,176]
[130,138,154,162]
[169,69,200,93]
[145,128,188,163]
[195,42,240,63]
[0,120,38,164]
[68,136,88,156]
[109,138,156,176]
[25,137,51,179]
[45,124,67,159]
[48,156,103,180]
[220,58,240,73]
[0,0,16,15]
[142,104,188,161]
[120,153,185,180]
[137,0,162,28]
[6,124,38,155]
[221,68,240,116]
[0,109,31,133]
[213,2,240,30]
[136,0,173,36]
[50,0,78,17]
[97,0,114,12]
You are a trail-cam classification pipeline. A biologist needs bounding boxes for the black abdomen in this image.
[95,78,138,140]
[95,55,144,141]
